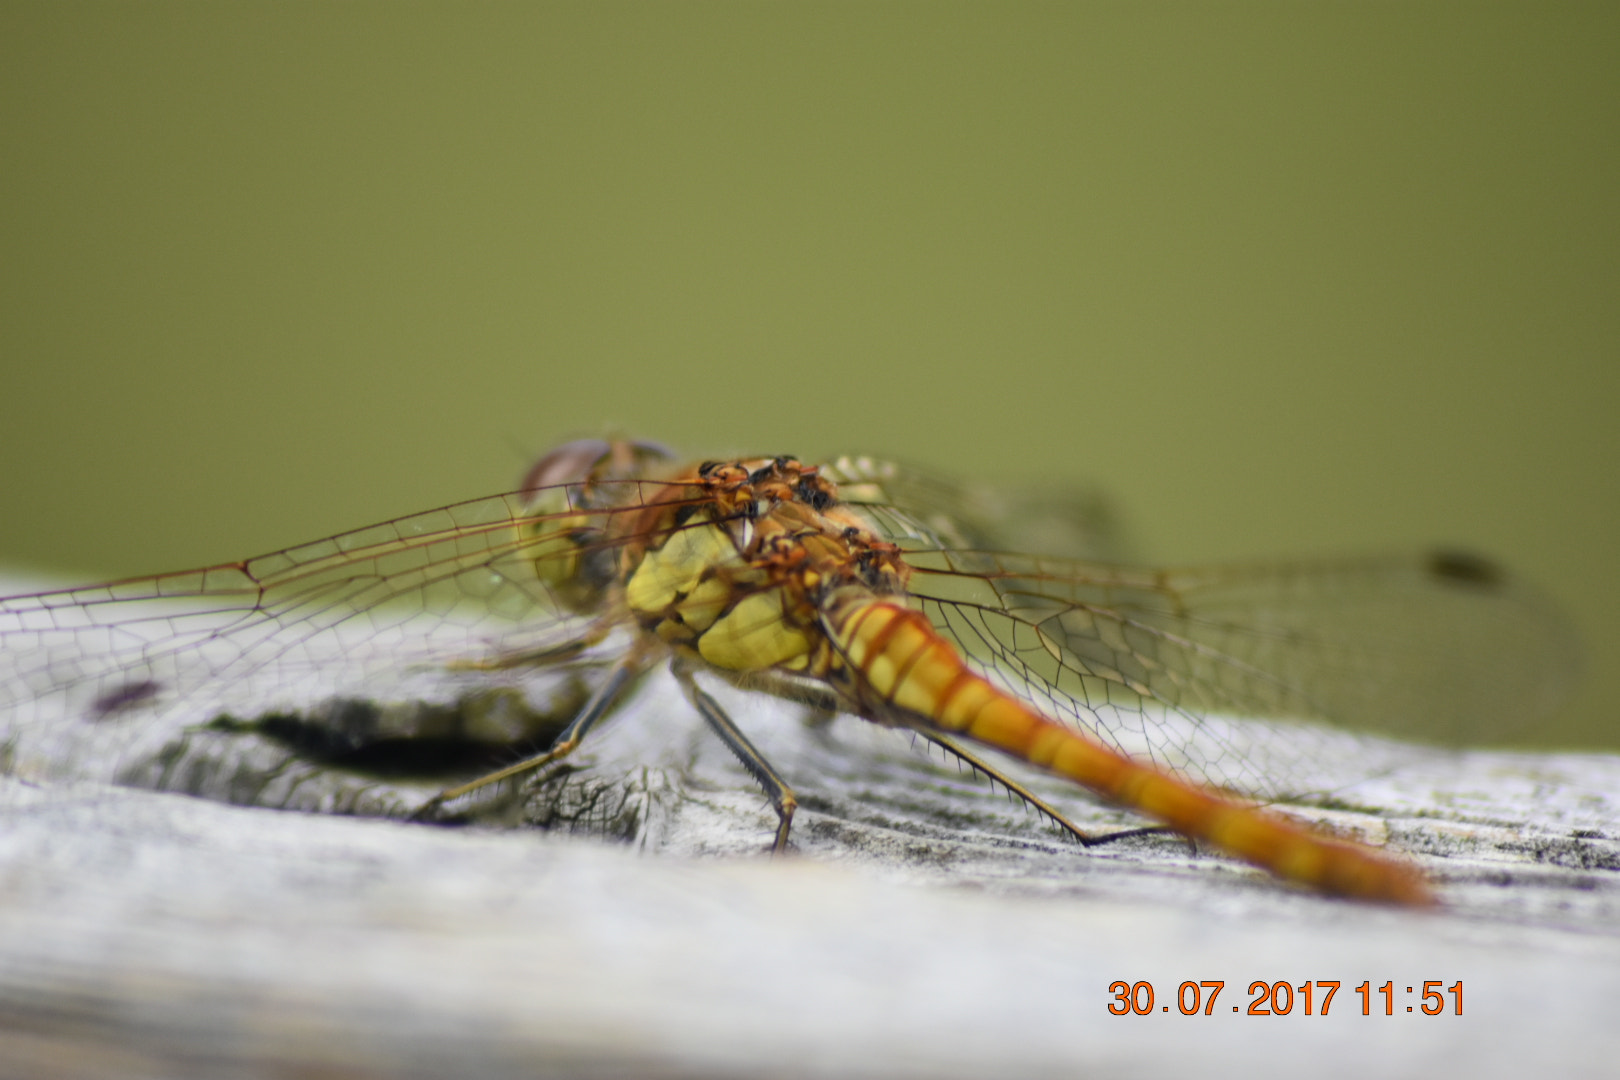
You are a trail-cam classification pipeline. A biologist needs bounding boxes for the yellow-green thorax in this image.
[618,457,910,675]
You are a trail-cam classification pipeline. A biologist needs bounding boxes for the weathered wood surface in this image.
[2,583,1617,1078]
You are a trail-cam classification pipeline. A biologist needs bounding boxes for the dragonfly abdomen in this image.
[827,597,1433,905]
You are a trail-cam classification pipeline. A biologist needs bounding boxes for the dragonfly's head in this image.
[518,437,677,613]
[519,437,675,496]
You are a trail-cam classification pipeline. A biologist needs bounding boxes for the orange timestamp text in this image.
[1107,980,1463,1016]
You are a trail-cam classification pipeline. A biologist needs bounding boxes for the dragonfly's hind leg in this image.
[673,664,799,853]
[915,729,1170,849]
[411,646,648,821]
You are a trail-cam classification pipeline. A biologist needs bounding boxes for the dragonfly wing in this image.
[0,489,633,785]
[899,548,1580,799]
[822,455,1127,561]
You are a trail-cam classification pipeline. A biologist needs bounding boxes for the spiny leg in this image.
[915,729,1171,849]
[709,670,1160,851]
[444,619,616,673]
[673,664,799,853]
[412,647,647,821]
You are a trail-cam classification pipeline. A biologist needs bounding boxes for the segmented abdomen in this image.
[826,598,1432,905]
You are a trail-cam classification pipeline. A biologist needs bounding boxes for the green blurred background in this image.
[3,3,1615,749]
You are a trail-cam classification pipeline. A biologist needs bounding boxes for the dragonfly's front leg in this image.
[444,618,617,673]
[673,663,799,853]
[412,644,649,821]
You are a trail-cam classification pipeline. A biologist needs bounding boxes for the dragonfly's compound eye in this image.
[627,438,676,464]
[520,437,676,498]
[519,438,666,613]
[521,438,614,496]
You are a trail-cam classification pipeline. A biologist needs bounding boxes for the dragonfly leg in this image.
[730,670,1165,851]
[444,618,617,672]
[673,664,799,853]
[915,729,1170,849]
[723,670,845,727]
[411,647,646,821]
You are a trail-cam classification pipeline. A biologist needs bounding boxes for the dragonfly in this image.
[0,438,1580,904]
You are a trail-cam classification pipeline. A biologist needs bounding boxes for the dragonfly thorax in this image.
[615,455,910,676]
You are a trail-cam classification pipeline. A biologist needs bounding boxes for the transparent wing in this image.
[0,481,689,785]
[899,547,1582,800]
[822,454,1127,561]
[1,454,1583,814]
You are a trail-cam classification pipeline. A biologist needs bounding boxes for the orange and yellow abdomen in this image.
[828,597,1433,905]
